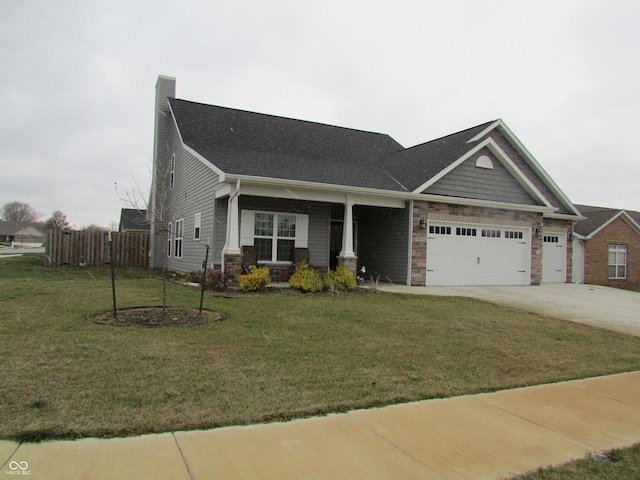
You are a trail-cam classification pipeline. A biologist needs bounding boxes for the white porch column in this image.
[340,197,356,257]
[223,181,241,255]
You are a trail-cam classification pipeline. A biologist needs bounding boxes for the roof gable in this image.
[423,146,540,206]
[388,119,580,216]
[0,221,43,236]
[574,204,640,237]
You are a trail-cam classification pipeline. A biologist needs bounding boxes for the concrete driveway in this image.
[378,283,640,337]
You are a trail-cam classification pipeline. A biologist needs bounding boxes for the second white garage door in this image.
[426,222,531,286]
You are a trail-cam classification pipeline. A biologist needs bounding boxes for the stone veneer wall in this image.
[411,201,546,286]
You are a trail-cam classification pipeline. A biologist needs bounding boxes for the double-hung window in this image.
[241,210,307,263]
[254,213,296,262]
[174,219,184,258]
[167,222,172,257]
[608,245,627,279]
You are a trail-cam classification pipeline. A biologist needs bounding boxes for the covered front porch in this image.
[216,179,410,286]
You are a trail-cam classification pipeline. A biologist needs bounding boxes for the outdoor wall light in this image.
[419,217,426,229]
[535,227,542,238]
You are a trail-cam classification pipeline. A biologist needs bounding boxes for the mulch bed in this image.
[87,306,225,327]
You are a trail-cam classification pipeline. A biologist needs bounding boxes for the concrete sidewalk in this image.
[2,372,639,479]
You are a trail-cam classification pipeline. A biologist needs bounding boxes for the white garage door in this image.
[542,233,567,283]
[426,222,530,286]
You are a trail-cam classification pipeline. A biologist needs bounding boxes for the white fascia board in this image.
[412,143,482,194]
[485,139,554,208]
[545,212,587,221]
[214,184,232,199]
[226,174,556,213]
[466,119,502,143]
[494,120,583,218]
[166,100,227,181]
[414,192,557,214]
[225,174,407,208]
[589,210,640,238]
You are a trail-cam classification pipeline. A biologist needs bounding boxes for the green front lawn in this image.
[512,443,640,479]
[1,254,639,441]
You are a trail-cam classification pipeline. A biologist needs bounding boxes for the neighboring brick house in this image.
[149,75,583,287]
[573,205,640,288]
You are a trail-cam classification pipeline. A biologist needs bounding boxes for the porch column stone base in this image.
[337,255,358,277]
[224,253,242,288]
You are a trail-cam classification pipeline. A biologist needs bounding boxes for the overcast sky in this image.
[1,0,638,228]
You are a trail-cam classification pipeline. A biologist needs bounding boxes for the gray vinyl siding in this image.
[150,77,176,267]
[357,205,410,284]
[239,196,331,268]
[213,197,228,268]
[164,125,223,273]
[490,131,571,214]
[424,149,538,205]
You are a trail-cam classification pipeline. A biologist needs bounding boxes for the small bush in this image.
[289,262,324,293]
[240,266,272,291]
[186,269,225,291]
[325,266,357,293]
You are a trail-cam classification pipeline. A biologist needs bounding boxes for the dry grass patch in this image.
[1,254,640,441]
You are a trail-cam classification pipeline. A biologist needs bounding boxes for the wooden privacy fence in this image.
[45,230,150,268]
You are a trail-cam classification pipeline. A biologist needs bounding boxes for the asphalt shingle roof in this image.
[119,209,149,231]
[169,99,406,190]
[381,121,496,191]
[168,98,578,218]
[574,204,640,236]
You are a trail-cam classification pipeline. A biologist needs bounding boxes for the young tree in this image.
[116,160,173,313]
[1,201,42,223]
[45,210,71,230]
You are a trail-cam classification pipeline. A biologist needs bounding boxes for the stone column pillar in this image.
[223,181,242,287]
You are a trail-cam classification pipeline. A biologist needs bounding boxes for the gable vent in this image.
[475,155,494,169]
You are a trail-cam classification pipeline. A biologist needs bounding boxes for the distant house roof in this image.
[119,209,149,232]
[13,226,45,239]
[0,221,44,236]
[574,204,640,237]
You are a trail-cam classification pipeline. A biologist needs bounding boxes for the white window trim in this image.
[170,154,176,189]
[174,218,184,259]
[240,210,309,264]
[608,244,627,279]
[167,222,172,257]
[194,212,201,240]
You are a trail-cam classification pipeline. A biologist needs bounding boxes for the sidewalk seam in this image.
[346,412,448,480]
[0,442,22,471]
[172,433,195,480]
[472,394,597,451]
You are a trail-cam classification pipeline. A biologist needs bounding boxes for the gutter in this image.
[224,173,558,214]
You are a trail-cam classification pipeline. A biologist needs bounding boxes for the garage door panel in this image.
[426,222,530,286]
[542,234,566,283]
